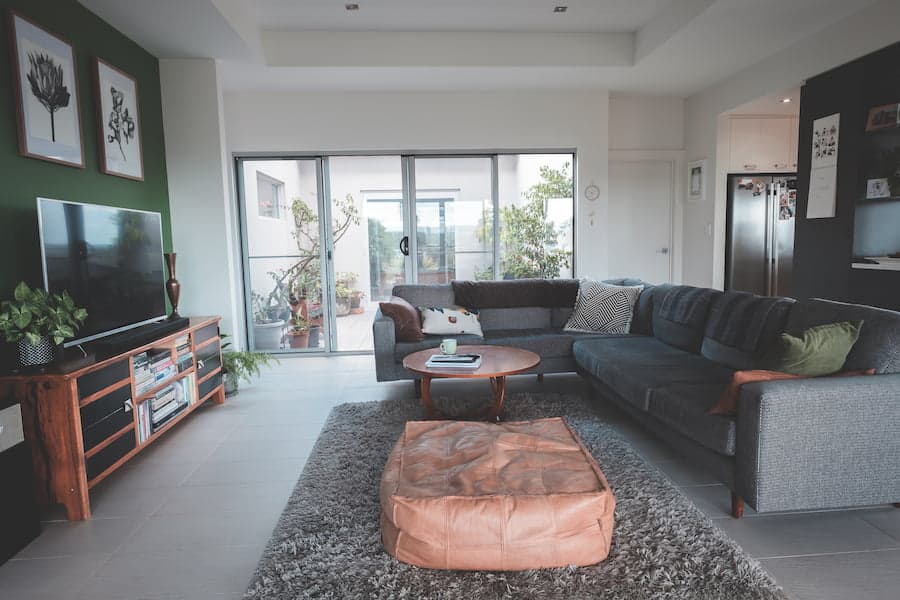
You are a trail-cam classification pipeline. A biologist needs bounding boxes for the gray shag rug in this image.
[244,392,789,600]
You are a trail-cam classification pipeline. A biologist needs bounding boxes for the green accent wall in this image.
[0,0,170,298]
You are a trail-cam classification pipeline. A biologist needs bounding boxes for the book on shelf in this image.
[176,351,194,372]
[426,353,482,369]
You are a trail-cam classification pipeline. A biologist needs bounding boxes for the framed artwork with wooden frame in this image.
[8,10,85,168]
[93,57,144,180]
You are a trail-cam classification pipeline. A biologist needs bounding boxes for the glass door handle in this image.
[399,236,409,256]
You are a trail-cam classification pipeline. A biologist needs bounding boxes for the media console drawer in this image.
[77,360,130,400]
[86,430,136,481]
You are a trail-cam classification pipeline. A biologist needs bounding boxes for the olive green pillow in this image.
[761,321,863,376]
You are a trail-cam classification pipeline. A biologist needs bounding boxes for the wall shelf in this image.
[851,261,900,271]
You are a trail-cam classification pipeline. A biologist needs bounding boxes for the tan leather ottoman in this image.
[380,417,615,571]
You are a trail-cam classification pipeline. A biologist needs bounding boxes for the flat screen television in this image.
[37,198,167,347]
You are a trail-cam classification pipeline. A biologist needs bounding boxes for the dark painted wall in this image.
[794,41,900,310]
[0,0,171,299]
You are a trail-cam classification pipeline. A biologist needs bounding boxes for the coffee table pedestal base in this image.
[419,375,508,421]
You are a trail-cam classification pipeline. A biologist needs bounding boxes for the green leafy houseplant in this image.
[220,335,278,393]
[0,282,87,347]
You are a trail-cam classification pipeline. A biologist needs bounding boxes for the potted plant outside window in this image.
[251,292,286,350]
[0,282,88,367]
[286,315,310,349]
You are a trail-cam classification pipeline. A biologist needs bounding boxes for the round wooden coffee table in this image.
[403,344,540,420]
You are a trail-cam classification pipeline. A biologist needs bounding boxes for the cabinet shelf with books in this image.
[0,317,224,520]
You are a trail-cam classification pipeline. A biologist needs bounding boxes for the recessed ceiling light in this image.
[345,3,359,10]
[553,6,568,13]
[781,97,792,103]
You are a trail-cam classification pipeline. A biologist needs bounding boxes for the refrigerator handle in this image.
[771,184,780,296]
[766,182,777,296]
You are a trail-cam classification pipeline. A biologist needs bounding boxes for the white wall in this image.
[160,58,243,343]
[683,0,900,288]
[224,90,609,280]
[609,94,685,151]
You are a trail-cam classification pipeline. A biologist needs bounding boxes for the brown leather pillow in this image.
[709,369,876,416]
[379,297,424,342]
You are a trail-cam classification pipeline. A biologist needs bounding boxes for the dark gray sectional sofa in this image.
[372,278,900,516]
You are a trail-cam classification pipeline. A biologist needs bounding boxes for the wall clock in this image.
[584,184,600,201]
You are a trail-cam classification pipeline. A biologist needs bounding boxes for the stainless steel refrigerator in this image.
[725,175,797,296]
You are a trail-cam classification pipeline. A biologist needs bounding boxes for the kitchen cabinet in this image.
[728,116,797,173]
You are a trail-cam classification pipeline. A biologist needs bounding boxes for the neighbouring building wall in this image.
[0,0,171,297]
[683,0,900,289]
[224,90,609,282]
[160,59,243,340]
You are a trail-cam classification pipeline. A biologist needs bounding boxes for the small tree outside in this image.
[476,162,573,279]
[255,194,359,322]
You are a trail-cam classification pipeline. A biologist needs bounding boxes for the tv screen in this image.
[37,198,167,346]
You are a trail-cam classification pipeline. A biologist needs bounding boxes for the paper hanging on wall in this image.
[806,113,840,219]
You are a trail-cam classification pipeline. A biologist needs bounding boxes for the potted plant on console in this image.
[0,282,87,367]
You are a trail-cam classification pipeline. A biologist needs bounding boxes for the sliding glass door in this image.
[412,157,494,284]
[236,152,574,354]
[238,158,330,352]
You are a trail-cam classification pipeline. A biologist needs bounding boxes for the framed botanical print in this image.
[8,11,85,168]
[94,58,143,180]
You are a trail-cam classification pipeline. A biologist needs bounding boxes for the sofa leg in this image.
[731,492,744,519]
[537,373,544,383]
[414,379,422,398]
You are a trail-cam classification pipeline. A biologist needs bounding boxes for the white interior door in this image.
[608,159,674,284]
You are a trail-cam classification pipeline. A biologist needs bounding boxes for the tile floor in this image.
[1,355,898,599]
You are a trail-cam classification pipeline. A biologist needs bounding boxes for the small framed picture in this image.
[866,178,891,199]
[8,11,85,168]
[94,58,143,180]
[688,160,706,203]
[865,103,900,132]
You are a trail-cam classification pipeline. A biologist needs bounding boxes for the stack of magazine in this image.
[426,353,482,369]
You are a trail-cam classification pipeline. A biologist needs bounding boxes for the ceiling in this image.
[251,0,672,33]
[78,0,881,96]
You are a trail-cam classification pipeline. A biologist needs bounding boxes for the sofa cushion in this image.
[573,337,734,411]
[653,286,721,353]
[379,296,424,342]
[785,298,900,373]
[565,280,643,334]
[761,321,863,376]
[393,284,455,308]
[395,334,485,360]
[551,306,574,329]
[451,279,579,309]
[479,307,551,331]
[483,329,631,359]
[701,292,795,369]
[648,384,736,456]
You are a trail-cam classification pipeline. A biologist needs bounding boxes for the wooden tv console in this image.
[0,317,224,520]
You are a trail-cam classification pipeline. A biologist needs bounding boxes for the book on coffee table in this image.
[426,353,482,368]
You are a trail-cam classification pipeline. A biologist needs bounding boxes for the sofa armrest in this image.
[373,308,398,382]
[735,374,900,512]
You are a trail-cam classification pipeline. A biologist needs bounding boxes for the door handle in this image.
[399,236,409,256]
[657,248,669,255]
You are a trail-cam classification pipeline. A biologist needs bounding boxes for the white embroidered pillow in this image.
[564,280,643,334]
[419,306,484,336]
